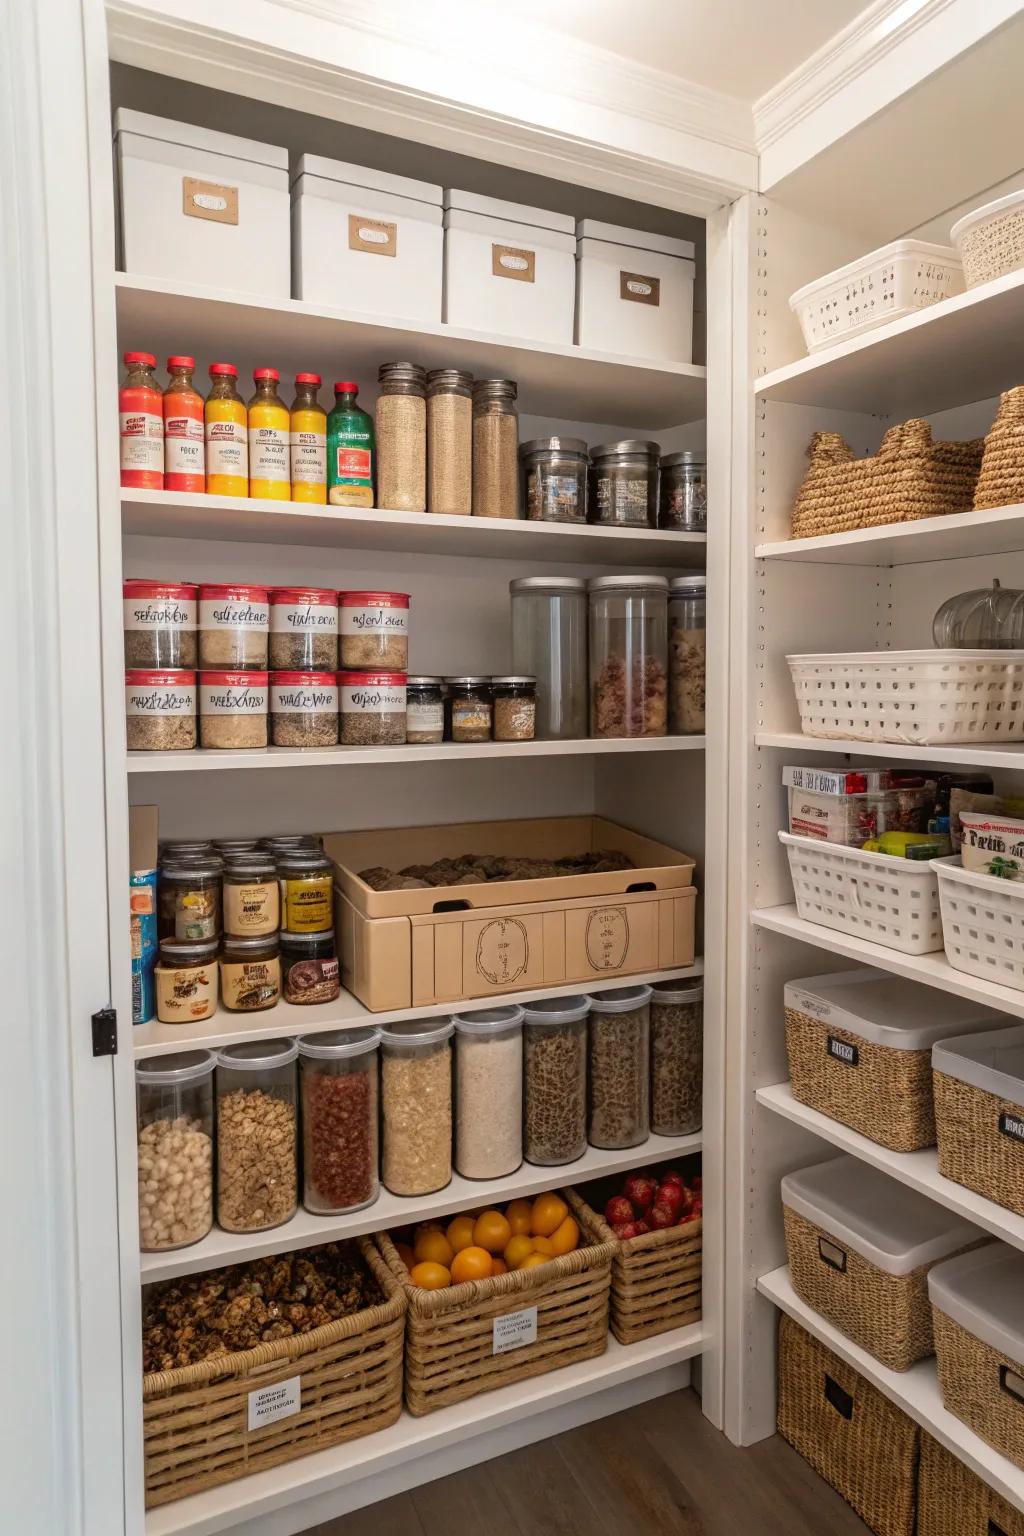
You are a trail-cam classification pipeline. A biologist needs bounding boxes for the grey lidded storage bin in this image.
[932,1024,1024,1216]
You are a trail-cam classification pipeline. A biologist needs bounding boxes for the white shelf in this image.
[757,1083,1024,1253]
[140,1129,703,1281]
[755,504,1024,567]
[754,266,1024,417]
[758,1266,1024,1517]
[115,275,706,430]
[755,730,1024,770]
[144,1320,706,1536]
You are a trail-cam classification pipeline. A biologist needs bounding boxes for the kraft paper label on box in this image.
[620,270,660,306]
[827,1036,859,1067]
[247,1375,300,1432]
[475,917,529,987]
[182,177,238,225]
[348,214,397,256]
[493,1307,538,1355]
[585,907,630,971]
[492,243,535,282]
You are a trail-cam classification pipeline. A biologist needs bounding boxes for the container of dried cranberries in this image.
[297,1028,380,1215]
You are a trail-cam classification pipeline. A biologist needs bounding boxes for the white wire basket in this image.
[788,240,963,353]
[780,832,944,955]
[932,856,1024,992]
[787,651,1024,746]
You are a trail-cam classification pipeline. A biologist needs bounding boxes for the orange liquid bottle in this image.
[120,351,163,490]
[290,372,327,504]
[248,367,290,500]
[205,363,248,498]
[163,355,205,494]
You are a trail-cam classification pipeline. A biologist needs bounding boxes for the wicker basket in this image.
[565,1185,702,1345]
[974,386,1024,511]
[377,1195,615,1416]
[933,1068,1024,1217]
[142,1236,405,1509]
[932,1305,1024,1473]
[918,1432,1024,1536]
[776,1314,919,1536]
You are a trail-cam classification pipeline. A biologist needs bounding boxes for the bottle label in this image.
[120,411,163,472]
[270,680,338,713]
[200,679,268,714]
[200,597,269,632]
[206,419,248,478]
[271,601,338,634]
[332,446,373,482]
[165,413,205,477]
[340,605,409,636]
[290,430,326,485]
[341,682,405,713]
[408,699,444,733]
[124,595,196,632]
[249,425,289,483]
[125,680,195,716]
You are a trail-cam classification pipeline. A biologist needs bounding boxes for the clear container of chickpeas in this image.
[135,1051,215,1252]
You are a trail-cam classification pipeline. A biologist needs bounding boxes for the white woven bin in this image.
[787,650,1024,746]
[780,832,944,955]
[932,856,1024,992]
[788,240,962,353]
[951,190,1024,288]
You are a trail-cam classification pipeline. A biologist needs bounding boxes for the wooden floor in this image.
[312,1389,869,1536]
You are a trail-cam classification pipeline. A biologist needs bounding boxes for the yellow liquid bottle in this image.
[205,363,248,498]
[248,368,290,500]
[289,372,327,504]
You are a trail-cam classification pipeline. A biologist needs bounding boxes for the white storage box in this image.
[932,856,1024,992]
[575,220,695,363]
[789,241,962,354]
[951,190,1024,289]
[292,155,443,319]
[928,1244,1024,1469]
[443,190,575,345]
[780,831,944,955]
[114,110,290,299]
[787,650,1024,747]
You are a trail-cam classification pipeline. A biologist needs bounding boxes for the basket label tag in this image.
[999,1364,1024,1405]
[248,1374,301,1431]
[823,1373,853,1420]
[999,1112,1024,1144]
[818,1237,847,1272]
[827,1036,859,1066]
[493,1306,538,1355]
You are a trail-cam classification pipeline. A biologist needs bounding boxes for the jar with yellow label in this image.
[223,856,279,937]
[277,849,333,933]
[205,363,248,497]
[220,934,281,1012]
[155,939,220,1024]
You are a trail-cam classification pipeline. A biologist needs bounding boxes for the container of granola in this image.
[588,576,668,737]
[338,670,407,746]
[125,669,197,751]
[586,984,651,1149]
[650,978,703,1135]
[215,1039,297,1231]
[269,586,338,671]
[339,590,409,671]
[269,671,339,747]
[123,579,197,668]
[198,583,269,669]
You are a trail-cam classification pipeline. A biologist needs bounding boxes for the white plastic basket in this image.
[787,651,1024,746]
[951,190,1024,289]
[789,240,963,353]
[932,856,1024,992]
[780,832,944,955]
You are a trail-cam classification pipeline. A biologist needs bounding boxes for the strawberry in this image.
[605,1195,634,1227]
[623,1174,658,1213]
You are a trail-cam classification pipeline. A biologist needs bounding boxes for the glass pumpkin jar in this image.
[932,579,1024,649]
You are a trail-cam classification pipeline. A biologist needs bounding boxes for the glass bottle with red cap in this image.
[163,356,205,494]
[248,367,290,500]
[327,381,375,508]
[205,363,248,498]
[120,351,163,490]
[289,372,326,504]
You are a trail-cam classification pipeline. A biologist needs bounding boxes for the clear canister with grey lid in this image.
[659,450,707,532]
[520,436,588,523]
[427,367,473,516]
[136,1050,215,1251]
[510,576,588,740]
[587,985,652,1148]
[216,1039,298,1232]
[376,361,426,513]
[452,1006,524,1178]
[522,995,590,1165]
[588,440,659,528]
[650,977,703,1135]
[472,378,518,519]
[298,1029,380,1215]
[589,575,669,738]
[379,1018,454,1195]
[669,573,706,735]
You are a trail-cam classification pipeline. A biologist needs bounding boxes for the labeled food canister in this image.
[659,451,706,532]
[338,669,407,746]
[427,368,473,516]
[269,586,338,671]
[123,580,198,669]
[154,939,220,1024]
[520,436,588,524]
[376,362,426,513]
[299,1029,380,1215]
[163,356,205,494]
[223,856,279,936]
[510,576,588,740]
[199,670,269,749]
[589,575,669,738]
[198,583,269,670]
[158,858,222,942]
[522,996,589,1165]
[491,676,536,741]
[587,985,652,1149]
[589,440,659,528]
[205,363,248,497]
[219,933,281,1013]
[120,351,163,490]
[270,671,339,748]
[136,1051,215,1251]
[405,676,445,744]
[125,669,197,752]
[281,929,341,1004]
[452,1006,524,1179]
[379,1019,454,1196]
[247,367,290,500]
[339,590,409,671]
[277,849,333,933]
[446,676,492,742]
[215,1040,297,1232]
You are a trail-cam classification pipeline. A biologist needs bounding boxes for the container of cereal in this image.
[405,676,445,744]
[269,586,338,671]
[154,939,220,1025]
[158,858,222,941]
[215,1039,298,1232]
[123,580,197,668]
[339,590,410,671]
[589,576,669,738]
[198,583,269,669]
[136,1050,215,1251]
[277,848,333,932]
[125,669,197,752]
[451,1006,524,1179]
[219,933,280,1012]
[446,676,492,742]
[280,929,340,1004]
[379,1018,453,1196]
[222,855,279,936]
[270,671,339,747]
[199,670,269,749]
[522,995,589,1165]
[298,1029,380,1215]
[491,676,536,741]
[650,978,703,1135]
[587,984,652,1148]
[339,670,407,745]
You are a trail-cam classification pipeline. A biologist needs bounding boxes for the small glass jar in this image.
[160,838,215,861]
[123,580,198,669]
[650,978,703,1136]
[376,362,426,513]
[339,590,410,671]
[223,856,279,937]
[158,859,222,942]
[199,670,269,749]
[299,1029,380,1215]
[472,379,518,518]
[587,985,652,1149]
[280,929,341,1004]
[588,440,659,528]
[136,1051,215,1251]
[406,676,445,744]
[277,849,334,933]
[270,671,339,748]
[491,676,536,741]
[262,833,322,857]
[198,583,269,670]
[339,670,407,746]
[522,996,589,1165]
[154,938,220,1024]
[219,933,280,1012]
[427,368,473,516]
[125,669,197,752]
[214,837,261,858]
[588,576,669,738]
[379,1019,454,1196]
[452,1006,524,1179]
[520,437,588,523]
[446,676,492,742]
[269,587,338,671]
[659,451,707,532]
[216,1039,298,1233]
[669,574,707,735]
[510,577,588,741]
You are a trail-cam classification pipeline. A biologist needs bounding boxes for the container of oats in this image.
[125,669,197,751]
[451,1005,524,1179]
[215,1039,298,1232]
[650,977,703,1135]
[339,590,409,671]
[339,670,407,746]
[269,671,339,747]
[199,670,269,749]
[522,995,590,1165]
[269,586,338,671]
[123,579,197,668]
[586,984,652,1149]
[198,583,269,669]
[379,1018,453,1196]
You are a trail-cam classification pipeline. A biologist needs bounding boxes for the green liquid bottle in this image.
[327,381,375,507]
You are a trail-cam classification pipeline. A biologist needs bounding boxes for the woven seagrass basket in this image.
[918,1431,1024,1536]
[975,386,1024,511]
[790,420,983,540]
[776,1314,919,1536]
[933,1068,1024,1217]
[142,1236,405,1508]
[565,1185,702,1345]
[932,1304,1024,1472]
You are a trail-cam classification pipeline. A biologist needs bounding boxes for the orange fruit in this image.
[474,1209,512,1255]
[531,1235,555,1256]
[531,1192,568,1237]
[450,1246,493,1284]
[394,1241,416,1272]
[521,1251,550,1270]
[446,1214,476,1254]
[414,1227,455,1268]
[504,1234,536,1269]
[490,1257,508,1276]
[506,1198,533,1235]
[548,1215,579,1256]
[410,1261,451,1290]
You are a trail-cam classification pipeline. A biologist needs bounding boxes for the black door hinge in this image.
[92,1007,118,1057]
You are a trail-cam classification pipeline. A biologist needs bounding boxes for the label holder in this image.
[620,271,660,306]
[183,177,238,225]
[348,214,397,257]
[492,244,536,283]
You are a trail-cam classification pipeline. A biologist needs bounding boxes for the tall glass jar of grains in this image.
[521,996,589,1165]
[588,575,668,738]
[298,1029,380,1216]
[510,576,588,740]
[376,362,426,513]
[649,978,703,1136]
[215,1040,298,1232]
[587,985,652,1149]
[379,1019,453,1196]
[472,378,518,518]
[451,1006,523,1179]
[426,368,473,515]
[135,1051,215,1251]
[669,574,706,735]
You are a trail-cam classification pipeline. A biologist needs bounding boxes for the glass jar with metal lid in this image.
[588,440,659,528]
[588,575,669,738]
[491,676,536,741]
[445,676,492,742]
[277,848,333,933]
[406,676,445,744]
[510,576,588,740]
[669,573,707,735]
[213,837,261,858]
[154,938,220,1024]
[215,1039,298,1232]
[376,362,426,513]
[280,929,340,1005]
[659,451,707,531]
[157,858,222,941]
[427,368,473,516]
[298,1029,380,1214]
[520,436,588,523]
[136,1050,215,1251]
[472,378,518,519]
[223,854,279,936]
[219,933,281,1012]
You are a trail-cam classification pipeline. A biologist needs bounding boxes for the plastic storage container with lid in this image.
[659,451,706,531]
[650,977,703,1136]
[125,669,197,752]
[270,671,339,747]
[587,985,652,1149]
[781,1154,982,1372]
[123,580,197,669]
[154,938,220,1025]
[520,436,588,524]
[444,189,576,344]
[376,362,426,514]
[198,583,270,670]
[472,378,518,519]
[339,670,407,745]
[452,1006,524,1179]
[379,1019,453,1196]
[575,220,696,363]
[510,576,588,741]
[269,587,338,671]
[199,670,269,749]
[135,1050,215,1251]
[215,1040,298,1232]
[522,995,589,1165]
[785,968,1004,1153]
[588,440,659,528]
[339,590,409,671]
[933,1024,1024,1215]
[589,575,669,738]
[669,574,706,735]
[298,1029,380,1215]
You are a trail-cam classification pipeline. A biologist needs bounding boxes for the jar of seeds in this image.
[472,378,518,518]
[270,671,339,747]
[586,985,651,1149]
[446,676,492,742]
[199,670,269,749]
[491,676,536,741]
[339,670,407,745]
[339,590,410,671]
[650,978,703,1136]
[215,1039,297,1232]
[452,1006,524,1179]
[406,676,445,744]
[427,368,472,515]
[269,587,338,671]
[198,583,269,669]
[379,1019,454,1196]
[123,580,197,668]
[520,437,588,523]
[522,996,589,1165]
[376,362,426,513]
[125,669,197,751]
